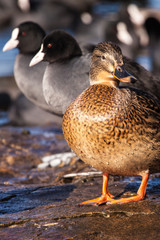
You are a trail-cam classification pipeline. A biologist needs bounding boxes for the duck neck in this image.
[89,69,120,88]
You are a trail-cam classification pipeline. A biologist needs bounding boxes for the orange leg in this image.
[108,173,149,205]
[80,173,114,205]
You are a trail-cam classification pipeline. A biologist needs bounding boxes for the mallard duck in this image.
[62,41,160,205]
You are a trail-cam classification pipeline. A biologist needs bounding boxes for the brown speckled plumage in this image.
[62,41,160,205]
[63,84,160,176]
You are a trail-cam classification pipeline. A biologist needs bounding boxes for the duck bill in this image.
[29,44,45,67]
[3,28,19,51]
[113,65,137,83]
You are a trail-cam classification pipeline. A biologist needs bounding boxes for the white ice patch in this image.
[63,171,102,178]
[38,152,77,169]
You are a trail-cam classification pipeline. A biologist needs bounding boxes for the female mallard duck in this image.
[62,42,160,205]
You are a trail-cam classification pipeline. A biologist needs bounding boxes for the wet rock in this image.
[0,126,159,239]
[0,175,159,240]
[0,125,69,170]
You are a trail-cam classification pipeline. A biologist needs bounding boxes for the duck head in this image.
[3,21,45,54]
[29,30,82,66]
[90,42,137,87]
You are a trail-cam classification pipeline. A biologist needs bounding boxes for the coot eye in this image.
[22,32,26,37]
[47,43,52,48]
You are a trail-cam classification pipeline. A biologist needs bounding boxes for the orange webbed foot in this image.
[107,173,149,205]
[80,193,114,206]
[107,194,146,205]
[80,173,114,205]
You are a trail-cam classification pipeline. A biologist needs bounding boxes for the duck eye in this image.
[22,31,26,37]
[102,55,106,60]
[47,43,52,48]
[117,66,122,72]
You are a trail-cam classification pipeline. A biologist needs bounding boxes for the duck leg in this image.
[80,173,114,205]
[108,172,149,204]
